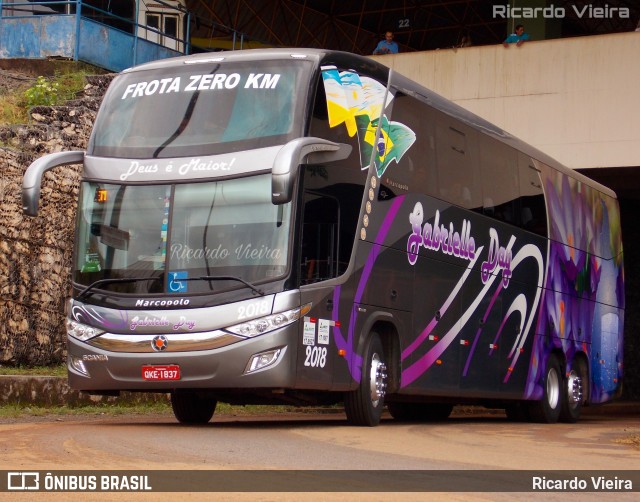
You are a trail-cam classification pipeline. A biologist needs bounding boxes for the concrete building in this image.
[375,32,640,174]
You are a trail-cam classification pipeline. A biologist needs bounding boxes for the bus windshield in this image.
[74,174,292,295]
[87,60,312,159]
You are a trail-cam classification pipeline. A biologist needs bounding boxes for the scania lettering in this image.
[23,49,624,426]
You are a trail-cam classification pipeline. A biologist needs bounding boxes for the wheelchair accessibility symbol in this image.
[169,271,188,293]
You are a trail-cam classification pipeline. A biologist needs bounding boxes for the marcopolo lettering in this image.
[135,298,191,308]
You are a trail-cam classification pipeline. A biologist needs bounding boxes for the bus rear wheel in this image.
[560,358,587,423]
[528,354,562,423]
[171,391,217,424]
[344,332,388,426]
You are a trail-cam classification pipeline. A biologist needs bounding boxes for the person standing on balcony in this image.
[373,31,399,55]
[503,25,530,47]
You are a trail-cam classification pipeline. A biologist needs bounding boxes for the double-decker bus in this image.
[22,49,624,426]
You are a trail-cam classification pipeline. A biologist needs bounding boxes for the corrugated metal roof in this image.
[184,0,640,54]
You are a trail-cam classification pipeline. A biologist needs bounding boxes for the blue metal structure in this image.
[0,1,187,71]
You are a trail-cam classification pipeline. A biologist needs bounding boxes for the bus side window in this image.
[308,73,360,168]
[518,155,548,236]
[385,91,438,198]
[301,72,371,285]
[301,191,341,284]
[434,117,481,209]
[299,163,365,285]
[479,137,519,226]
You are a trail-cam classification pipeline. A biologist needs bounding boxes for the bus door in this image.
[296,190,343,390]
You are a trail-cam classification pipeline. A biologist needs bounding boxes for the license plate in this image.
[142,365,180,381]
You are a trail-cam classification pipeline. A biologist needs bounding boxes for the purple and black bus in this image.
[23,49,624,425]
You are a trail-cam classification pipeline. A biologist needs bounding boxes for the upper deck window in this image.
[88,60,313,159]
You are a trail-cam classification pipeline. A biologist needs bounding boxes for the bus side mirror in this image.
[272,137,352,205]
[22,151,85,216]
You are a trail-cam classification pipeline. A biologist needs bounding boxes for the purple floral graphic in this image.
[526,162,624,403]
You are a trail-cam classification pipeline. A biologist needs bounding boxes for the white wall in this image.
[375,32,640,170]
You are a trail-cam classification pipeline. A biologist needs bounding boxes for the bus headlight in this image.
[68,355,89,376]
[245,348,283,374]
[66,319,105,342]
[225,304,311,338]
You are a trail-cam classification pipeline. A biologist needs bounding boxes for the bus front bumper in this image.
[66,325,298,392]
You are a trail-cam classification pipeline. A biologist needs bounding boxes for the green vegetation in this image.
[0,365,66,377]
[24,75,60,107]
[0,401,172,419]
[0,89,26,125]
[0,68,92,125]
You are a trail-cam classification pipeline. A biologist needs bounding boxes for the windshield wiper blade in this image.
[77,277,161,301]
[182,275,265,296]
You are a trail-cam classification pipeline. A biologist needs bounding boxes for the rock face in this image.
[0,72,114,365]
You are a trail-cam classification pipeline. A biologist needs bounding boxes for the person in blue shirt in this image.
[503,25,530,47]
[373,31,399,55]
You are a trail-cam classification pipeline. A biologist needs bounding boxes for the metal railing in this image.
[0,1,190,57]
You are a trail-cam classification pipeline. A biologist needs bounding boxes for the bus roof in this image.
[122,48,616,199]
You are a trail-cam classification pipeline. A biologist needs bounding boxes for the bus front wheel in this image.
[171,391,217,424]
[344,332,388,426]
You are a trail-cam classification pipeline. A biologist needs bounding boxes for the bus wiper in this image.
[77,277,161,301]
[182,275,265,296]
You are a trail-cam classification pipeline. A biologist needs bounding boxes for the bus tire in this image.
[171,391,217,424]
[388,402,453,422]
[528,353,562,423]
[560,358,587,423]
[344,332,388,426]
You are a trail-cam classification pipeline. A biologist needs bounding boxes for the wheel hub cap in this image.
[369,353,387,406]
[566,370,583,406]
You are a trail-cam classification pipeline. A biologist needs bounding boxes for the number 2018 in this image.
[238,300,269,319]
[304,346,327,368]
